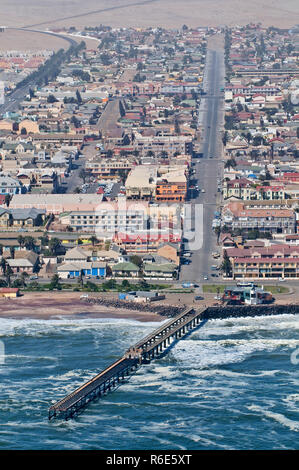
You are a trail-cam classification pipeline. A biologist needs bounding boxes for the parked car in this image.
[182,282,194,288]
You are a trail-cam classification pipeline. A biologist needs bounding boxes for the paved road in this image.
[96,98,124,133]
[180,34,225,284]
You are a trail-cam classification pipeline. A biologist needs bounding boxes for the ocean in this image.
[0,313,298,450]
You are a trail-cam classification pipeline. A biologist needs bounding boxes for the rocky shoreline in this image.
[85,296,185,317]
[203,303,299,319]
[85,297,299,320]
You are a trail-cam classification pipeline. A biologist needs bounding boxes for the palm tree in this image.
[0,257,6,275]
[220,250,232,277]
[5,264,13,287]
[18,235,25,249]
[20,271,29,287]
[24,236,36,251]
[49,274,61,290]
[79,269,85,288]
[49,238,62,256]
[89,236,98,246]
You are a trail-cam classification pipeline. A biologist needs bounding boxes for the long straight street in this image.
[180,34,225,283]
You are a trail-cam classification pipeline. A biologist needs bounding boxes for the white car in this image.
[278,277,286,282]
[201,189,205,193]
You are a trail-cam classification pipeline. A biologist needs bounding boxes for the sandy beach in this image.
[0,291,165,322]
[0,288,297,322]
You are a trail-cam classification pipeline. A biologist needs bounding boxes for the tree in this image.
[79,168,87,183]
[17,235,25,249]
[39,234,49,247]
[121,279,131,291]
[174,118,180,135]
[47,94,58,103]
[224,158,237,169]
[138,279,150,290]
[79,269,85,288]
[49,274,61,290]
[76,89,82,104]
[20,271,29,287]
[222,131,228,146]
[89,236,99,246]
[214,226,221,244]
[5,264,13,287]
[220,250,232,277]
[129,255,143,267]
[49,238,62,256]
[24,236,36,251]
[0,257,6,275]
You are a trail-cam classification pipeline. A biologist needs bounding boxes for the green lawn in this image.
[202,285,226,293]
[202,284,289,294]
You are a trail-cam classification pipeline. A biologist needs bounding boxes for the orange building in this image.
[155,180,187,202]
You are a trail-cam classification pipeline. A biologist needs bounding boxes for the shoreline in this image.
[0,291,165,322]
[1,290,299,322]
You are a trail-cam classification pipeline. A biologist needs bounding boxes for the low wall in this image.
[202,304,299,320]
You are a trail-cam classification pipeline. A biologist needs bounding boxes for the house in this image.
[143,263,178,279]
[0,287,20,298]
[0,174,22,195]
[6,250,39,274]
[57,261,106,279]
[0,207,46,228]
[111,262,139,277]
[157,243,180,265]
[63,246,92,263]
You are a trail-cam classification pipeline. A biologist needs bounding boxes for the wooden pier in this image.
[48,307,206,420]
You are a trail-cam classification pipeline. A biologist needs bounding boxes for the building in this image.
[222,284,273,304]
[57,261,106,279]
[9,193,103,215]
[6,251,39,274]
[0,174,22,195]
[125,166,157,200]
[0,208,46,228]
[0,287,20,298]
[223,203,296,234]
[134,135,193,157]
[155,169,187,202]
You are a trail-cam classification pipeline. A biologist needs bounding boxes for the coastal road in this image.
[180,34,225,284]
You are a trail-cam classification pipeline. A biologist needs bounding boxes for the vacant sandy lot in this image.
[0,29,69,52]
[0,0,298,30]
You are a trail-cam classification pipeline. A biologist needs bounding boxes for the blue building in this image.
[57,262,106,279]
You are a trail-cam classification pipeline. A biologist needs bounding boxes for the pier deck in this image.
[48,307,205,420]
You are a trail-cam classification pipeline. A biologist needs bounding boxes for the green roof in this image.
[144,263,176,273]
[112,262,139,272]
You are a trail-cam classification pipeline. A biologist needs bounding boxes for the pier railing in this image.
[48,306,206,420]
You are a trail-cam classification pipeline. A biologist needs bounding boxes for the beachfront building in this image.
[57,261,107,279]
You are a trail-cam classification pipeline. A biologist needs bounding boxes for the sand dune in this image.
[0,0,298,30]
